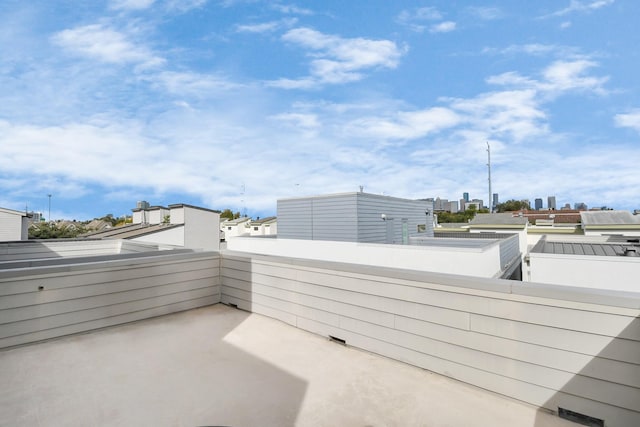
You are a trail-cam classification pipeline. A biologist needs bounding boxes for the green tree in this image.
[220,209,235,220]
[436,207,485,223]
[495,199,530,213]
[99,214,117,226]
[220,209,241,220]
[29,222,86,239]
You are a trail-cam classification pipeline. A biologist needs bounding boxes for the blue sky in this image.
[1,0,639,220]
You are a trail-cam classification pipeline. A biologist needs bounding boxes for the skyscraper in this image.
[534,198,543,210]
[463,192,469,202]
[492,193,499,211]
[548,196,556,210]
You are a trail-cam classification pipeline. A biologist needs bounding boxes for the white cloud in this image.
[545,0,614,17]
[482,43,565,56]
[540,59,608,94]
[448,89,547,143]
[270,28,406,88]
[466,7,503,20]
[614,110,640,133]
[429,21,456,34]
[346,107,461,140]
[146,71,243,95]
[396,7,443,33]
[51,24,165,68]
[165,0,208,12]
[487,59,608,97]
[271,112,319,129]
[109,0,156,10]
[271,4,314,15]
[235,18,297,34]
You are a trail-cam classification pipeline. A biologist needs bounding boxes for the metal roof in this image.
[580,210,640,226]
[83,223,182,239]
[531,239,640,257]
[469,213,528,226]
[221,217,251,225]
[250,216,277,225]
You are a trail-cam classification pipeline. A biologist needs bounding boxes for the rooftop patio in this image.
[0,304,574,427]
[1,241,638,426]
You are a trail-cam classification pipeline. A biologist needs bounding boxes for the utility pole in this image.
[486,142,492,213]
[240,183,246,217]
[48,194,52,222]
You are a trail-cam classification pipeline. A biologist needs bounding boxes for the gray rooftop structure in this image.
[580,210,640,225]
[469,213,528,226]
[531,239,640,257]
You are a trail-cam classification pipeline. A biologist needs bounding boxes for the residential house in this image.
[220,216,251,238]
[86,203,220,251]
[249,216,277,236]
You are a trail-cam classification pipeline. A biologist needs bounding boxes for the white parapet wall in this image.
[0,251,221,349]
[226,237,503,278]
[220,250,640,427]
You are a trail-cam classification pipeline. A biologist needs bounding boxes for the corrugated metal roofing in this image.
[580,210,640,225]
[532,240,640,257]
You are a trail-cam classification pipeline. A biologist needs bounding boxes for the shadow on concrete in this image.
[534,316,640,427]
[0,305,308,427]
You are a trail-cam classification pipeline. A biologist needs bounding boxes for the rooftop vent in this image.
[558,408,603,427]
[329,335,346,345]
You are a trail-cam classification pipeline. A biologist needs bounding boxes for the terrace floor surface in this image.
[0,304,574,427]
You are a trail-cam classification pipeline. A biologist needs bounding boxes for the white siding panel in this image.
[219,252,640,427]
[0,212,22,241]
[0,252,220,348]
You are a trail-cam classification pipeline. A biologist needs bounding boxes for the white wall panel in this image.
[220,251,640,427]
[0,252,220,348]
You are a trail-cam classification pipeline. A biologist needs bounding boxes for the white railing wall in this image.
[220,250,640,427]
[0,251,220,349]
[0,240,122,261]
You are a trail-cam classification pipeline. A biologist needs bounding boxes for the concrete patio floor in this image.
[0,304,575,427]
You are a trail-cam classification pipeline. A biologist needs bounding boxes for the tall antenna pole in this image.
[240,183,246,218]
[486,142,492,213]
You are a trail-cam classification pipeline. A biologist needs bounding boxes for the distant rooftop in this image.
[221,216,251,225]
[83,223,182,240]
[580,210,640,226]
[469,213,528,226]
[251,216,277,225]
[531,235,640,257]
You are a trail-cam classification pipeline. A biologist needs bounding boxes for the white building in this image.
[132,205,170,225]
[526,235,640,292]
[0,207,31,241]
[248,216,277,236]
[220,217,251,238]
[87,203,220,251]
[277,192,434,244]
